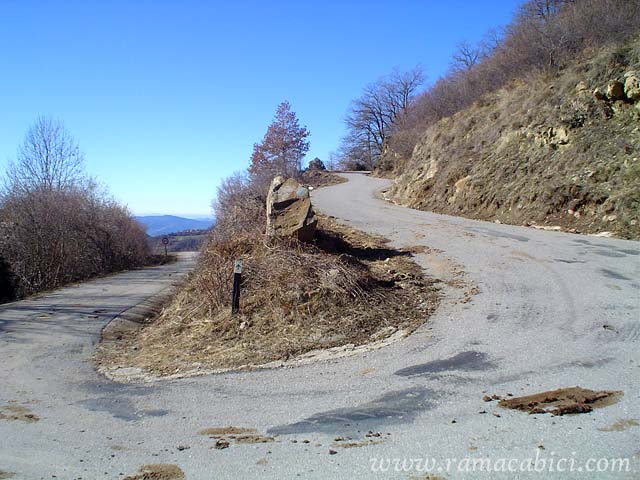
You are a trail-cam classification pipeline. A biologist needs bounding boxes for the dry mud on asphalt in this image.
[1,175,639,479]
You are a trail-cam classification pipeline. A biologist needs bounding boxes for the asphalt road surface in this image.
[1,175,638,479]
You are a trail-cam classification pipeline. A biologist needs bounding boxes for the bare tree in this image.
[326,152,340,171]
[6,116,85,194]
[451,41,481,71]
[410,0,639,128]
[340,67,424,169]
[478,27,504,58]
[0,118,149,298]
[521,0,567,20]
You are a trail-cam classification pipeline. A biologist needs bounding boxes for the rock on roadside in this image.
[624,70,640,101]
[606,80,625,101]
[266,176,317,242]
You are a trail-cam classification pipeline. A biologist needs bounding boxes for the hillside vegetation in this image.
[0,117,151,301]
[97,105,439,377]
[134,215,214,237]
[97,216,438,375]
[149,229,209,253]
[333,0,639,239]
[389,37,640,238]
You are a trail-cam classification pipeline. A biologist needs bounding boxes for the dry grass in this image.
[388,36,640,239]
[96,216,439,376]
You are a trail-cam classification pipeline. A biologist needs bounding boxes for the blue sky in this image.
[0,0,521,217]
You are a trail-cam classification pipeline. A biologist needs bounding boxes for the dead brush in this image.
[97,216,439,374]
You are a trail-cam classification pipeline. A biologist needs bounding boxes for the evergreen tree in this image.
[249,101,310,180]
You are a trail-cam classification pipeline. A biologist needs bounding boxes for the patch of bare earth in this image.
[0,404,39,423]
[123,464,185,480]
[0,471,15,479]
[386,38,640,240]
[407,474,447,480]
[200,426,275,448]
[95,216,439,378]
[598,418,639,432]
[498,387,622,415]
[331,439,384,449]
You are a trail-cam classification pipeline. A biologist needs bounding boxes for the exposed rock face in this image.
[386,41,640,240]
[575,81,589,94]
[593,87,607,100]
[266,176,317,242]
[606,80,625,101]
[449,175,471,204]
[539,126,569,147]
[624,71,640,101]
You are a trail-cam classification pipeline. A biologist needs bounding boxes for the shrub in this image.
[0,117,150,298]
[381,0,640,167]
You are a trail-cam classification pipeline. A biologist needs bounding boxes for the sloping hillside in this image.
[388,37,640,239]
[135,215,214,236]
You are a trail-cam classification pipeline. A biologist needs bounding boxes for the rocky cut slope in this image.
[388,37,640,239]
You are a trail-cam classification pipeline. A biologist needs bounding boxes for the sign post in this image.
[161,236,169,260]
[231,259,243,314]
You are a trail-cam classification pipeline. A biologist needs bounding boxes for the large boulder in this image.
[624,71,640,102]
[266,176,317,242]
[606,81,625,101]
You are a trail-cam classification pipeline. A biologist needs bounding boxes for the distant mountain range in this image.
[134,215,215,236]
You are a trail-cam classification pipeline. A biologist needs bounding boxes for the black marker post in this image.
[231,259,243,314]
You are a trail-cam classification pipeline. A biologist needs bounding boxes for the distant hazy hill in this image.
[135,215,215,236]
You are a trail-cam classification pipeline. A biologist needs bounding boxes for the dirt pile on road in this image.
[498,387,622,415]
[386,36,640,239]
[199,426,275,446]
[0,404,39,423]
[96,216,439,376]
[123,464,185,480]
